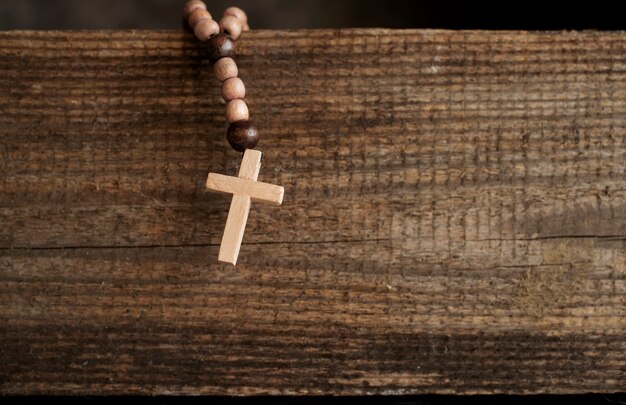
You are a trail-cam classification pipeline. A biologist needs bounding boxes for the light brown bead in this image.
[213,57,238,82]
[223,6,248,24]
[222,77,246,101]
[219,16,243,40]
[188,8,212,29]
[193,19,219,41]
[225,99,249,123]
[182,0,206,19]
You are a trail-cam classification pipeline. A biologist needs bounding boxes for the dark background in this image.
[0,0,625,30]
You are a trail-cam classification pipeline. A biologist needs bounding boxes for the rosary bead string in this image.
[191,2,284,265]
[183,1,258,152]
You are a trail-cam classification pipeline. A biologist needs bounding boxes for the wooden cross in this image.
[205,149,284,265]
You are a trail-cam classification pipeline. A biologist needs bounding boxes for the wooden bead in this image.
[193,19,219,41]
[207,33,236,63]
[227,120,259,152]
[213,57,238,81]
[223,6,248,24]
[182,0,206,19]
[225,99,249,123]
[222,77,245,101]
[188,8,212,29]
[219,16,243,40]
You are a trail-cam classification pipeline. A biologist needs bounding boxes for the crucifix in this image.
[206,149,284,265]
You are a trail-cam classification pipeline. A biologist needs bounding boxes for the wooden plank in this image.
[0,29,625,395]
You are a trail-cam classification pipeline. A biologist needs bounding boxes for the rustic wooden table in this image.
[0,29,624,395]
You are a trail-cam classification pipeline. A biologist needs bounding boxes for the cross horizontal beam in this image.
[206,173,284,205]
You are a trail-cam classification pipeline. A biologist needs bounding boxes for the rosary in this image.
[183,1,284,265]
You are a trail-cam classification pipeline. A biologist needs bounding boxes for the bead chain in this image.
[182,1,258,152]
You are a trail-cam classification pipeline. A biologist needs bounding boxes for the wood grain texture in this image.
[0,29,625,395]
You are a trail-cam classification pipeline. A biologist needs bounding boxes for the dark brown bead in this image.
[226,120,259,152]
[207,33,236,63]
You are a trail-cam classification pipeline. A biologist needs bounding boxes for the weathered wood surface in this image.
[0,29,625,395]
